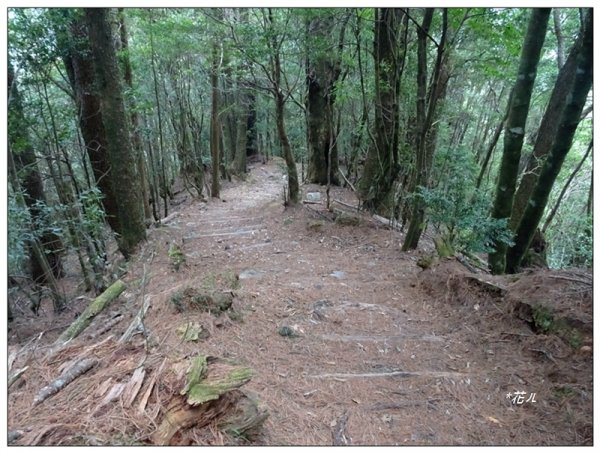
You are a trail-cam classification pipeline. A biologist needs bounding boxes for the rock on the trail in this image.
[239,269,266,279]
[306,192,321,202]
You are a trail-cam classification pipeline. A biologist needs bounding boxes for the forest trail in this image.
[8,158,592,446]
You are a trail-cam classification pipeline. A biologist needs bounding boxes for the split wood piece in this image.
[217,392,269,442]
[86,314,124,340]
[152,392,238,445]
[181,355,252,406]
[94,382,126,413]
[152,355,262,445]
[138,358,167,415]
[54,280,126,347]
[33,358,98,405]
[331,412,351,445]
[308,370,472,380]
[302,200,323,205]
[8,366,29,388]
[119,295,151,343]
[123,366,146,408]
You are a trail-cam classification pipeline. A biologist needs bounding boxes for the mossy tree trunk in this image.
[61,11,121,234]
[488,8,551,274]
[85,8,146,258]
[510,21,582,231]
[506,9,592,273]
[306,12,348,186]
[359,8,404,214]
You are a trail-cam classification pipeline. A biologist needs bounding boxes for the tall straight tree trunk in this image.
[118,8,152,222]
[488,8,551,274]
[61,12,120,234]
[85,8,146,258]
[267,8,299,203]
[210,41,221,198]
[403,8,449,251]
[510,22,582,230]
[306,12,348,186]
[8,59,64,284]
[506,9,592,273]
[359,7,404,214]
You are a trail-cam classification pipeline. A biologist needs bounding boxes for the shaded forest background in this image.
[6,7,593,316]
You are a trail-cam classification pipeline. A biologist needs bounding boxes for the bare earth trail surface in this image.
[8,158,592,445]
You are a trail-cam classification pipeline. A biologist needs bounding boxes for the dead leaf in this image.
[485,416,501,425]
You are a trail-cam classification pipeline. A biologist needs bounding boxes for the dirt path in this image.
[8,158,592,445]
[133,159,590,445]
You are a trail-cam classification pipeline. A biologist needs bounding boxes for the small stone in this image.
[278,325,296,337]
[306,192,321,202]
[580,345,592,353]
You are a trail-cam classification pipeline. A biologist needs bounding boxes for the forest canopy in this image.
[6,7,593,308]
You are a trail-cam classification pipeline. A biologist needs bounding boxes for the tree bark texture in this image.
[118,8,152,221]
[61,12,121,234]
[268,8,299,203]
[85,8,146,258]
[210,41,221,198]
[510,22,582,230]
[306,13,342,186]
[506,9,592,273]
[488,8,551,274]
[359,7,404,214]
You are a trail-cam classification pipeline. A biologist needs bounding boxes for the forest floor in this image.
[7,157,593,446]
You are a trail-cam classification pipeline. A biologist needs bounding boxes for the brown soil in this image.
[7,158,593,446]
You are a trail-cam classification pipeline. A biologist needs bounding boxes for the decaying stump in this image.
[152,354,268,445]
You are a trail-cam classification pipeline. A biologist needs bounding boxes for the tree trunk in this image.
[210,41,221,198]
[61,12,121,234]
[267,8,299,203]
[402,8,449,251]
[541,139,592,233]
[506,9,592,273]
[510,20,582,231]
[8,59,64,284]
[306,13,346,186]
[488,8,551,274]
[118,8,152,222]
[85,8,146,258]
[359,7,404,214]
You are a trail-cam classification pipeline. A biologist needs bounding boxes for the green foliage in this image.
[532,305,553,333]
[418,146,513,255]
[8,191,32,275]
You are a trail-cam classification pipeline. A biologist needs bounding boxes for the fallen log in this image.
[55,280,126,346]
[372,214,402,231]
[33,358,97,405]
[119,295,151,343]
